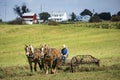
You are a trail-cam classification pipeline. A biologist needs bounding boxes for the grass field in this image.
[0,22,120,80]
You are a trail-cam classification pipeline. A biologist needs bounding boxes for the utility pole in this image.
[4,0,7,21]
[93,9,94,13]
[40,4,42,13]
[1,0,7,21]
[0,1,4,21]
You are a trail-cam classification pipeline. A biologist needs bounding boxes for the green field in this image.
[0,22,120,80]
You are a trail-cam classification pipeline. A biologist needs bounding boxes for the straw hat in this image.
[62,44,66,48]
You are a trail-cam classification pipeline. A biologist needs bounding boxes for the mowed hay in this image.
[0,64,120,79]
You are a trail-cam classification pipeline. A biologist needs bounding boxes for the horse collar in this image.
[27,53,34,58]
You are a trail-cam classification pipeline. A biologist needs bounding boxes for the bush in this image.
[89,16,102,22]
[100,24,111,29]
[48,21,59,25]
[114,23,120,29]
[8,18,23,24]
[111,15,120,22]
[86,22,120,29]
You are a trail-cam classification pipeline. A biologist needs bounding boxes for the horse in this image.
[24,44,44,72]
[41,44,61,74]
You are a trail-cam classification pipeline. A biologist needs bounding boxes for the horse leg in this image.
[34,62,37,72]
[28,58,33,72]
[41,58,45,70]
[38,62,42,70]
[45,62,49,74]
[29,62,33,72]
[53,59,58,74]
[41,58,46,72]
[50,60,54,74]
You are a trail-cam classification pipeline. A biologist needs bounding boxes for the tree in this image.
[117,11,120,16]
[0,19,2,22]
[13,4,30,18]
[70,12,76,21]
[98,12,111,20]
[89,13,102,22]
[111,15,120,22]
[111,11,120,22]
[21,4,30,14]
[80,9,93,17]
[39,12,50,22]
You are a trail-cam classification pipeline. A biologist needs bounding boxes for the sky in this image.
[0,0,120,21]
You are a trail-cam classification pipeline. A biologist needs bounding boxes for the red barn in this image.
[22,13,37,24]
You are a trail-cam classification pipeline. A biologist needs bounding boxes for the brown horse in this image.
[24,44,44,72]
[41,44,61,74]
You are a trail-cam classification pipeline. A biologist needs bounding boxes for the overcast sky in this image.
[0,0,120,21]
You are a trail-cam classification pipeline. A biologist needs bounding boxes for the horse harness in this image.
[26,48,42,61]
[45,48,57,61]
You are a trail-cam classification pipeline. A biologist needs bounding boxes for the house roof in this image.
[51,12,67,15]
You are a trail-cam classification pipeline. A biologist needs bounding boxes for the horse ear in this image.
[29,44,33,47]
[44,44,48,47]
[25,44,28,47]
[29,44,33,48]
[46,44,49,48]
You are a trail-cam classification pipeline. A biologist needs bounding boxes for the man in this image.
[61,44,68,63]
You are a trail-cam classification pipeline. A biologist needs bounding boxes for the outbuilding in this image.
[77,15,90,22]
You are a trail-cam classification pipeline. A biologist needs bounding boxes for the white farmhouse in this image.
[22,13,37,24]
[48,12,68,22]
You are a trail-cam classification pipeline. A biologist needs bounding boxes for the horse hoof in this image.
[51,72,54,74]
[46,73,48,74]
[46,71,49,74]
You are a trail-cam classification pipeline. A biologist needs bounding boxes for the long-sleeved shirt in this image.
[61,48,68,55]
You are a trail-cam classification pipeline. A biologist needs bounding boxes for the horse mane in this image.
[29,45,34,53]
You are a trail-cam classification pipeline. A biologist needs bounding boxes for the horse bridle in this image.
[25,45,34,58]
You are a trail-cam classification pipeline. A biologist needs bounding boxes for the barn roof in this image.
[22,13,36,16]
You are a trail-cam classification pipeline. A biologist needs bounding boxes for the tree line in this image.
[71,9,120,22]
